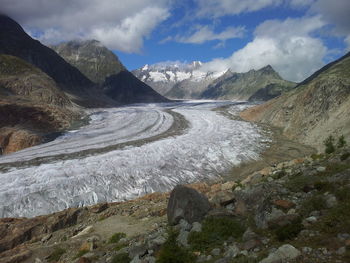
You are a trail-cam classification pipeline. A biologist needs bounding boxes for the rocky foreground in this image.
[1,147,350,263]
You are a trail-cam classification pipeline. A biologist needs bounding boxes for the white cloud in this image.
[1,0,170,53]
[201,16,327,82]
[288,0,315,8]
[195,0,282,18]
[310,0,350,49]
[175,25,245,44]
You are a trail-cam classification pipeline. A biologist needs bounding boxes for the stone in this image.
[325,194,338,208]
[305,216,317,223]
[336,247,346,255]
[34,258,43,263]
[130,256,142,263]
[210,191,235,207]
[302,247,312,253]
[177,230,189,247]
[221,181,236,191]
[89,203,109,214]
[242,239,261,251]
[77,257,92,263]
[179,219,192,231]
[224,245,239,259]
[273,200,295,209]
[316,166,326,172]
[72,226,94,238]
[260,244,301,263]
[167,185,210,225]
[191,222,202,233]
[211,248,221,256]
[242,228,258,242]
[129,243,148,259]
[41,234,52,243]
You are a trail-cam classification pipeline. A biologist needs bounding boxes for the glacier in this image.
[0,101,268,218]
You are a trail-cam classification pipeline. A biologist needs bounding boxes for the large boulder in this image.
[167,185,210,225]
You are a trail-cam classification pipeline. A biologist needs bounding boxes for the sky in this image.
[1,0,350,82]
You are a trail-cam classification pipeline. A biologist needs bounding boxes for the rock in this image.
[221,181,236,191]
[305,216,317,223]
[316,166,326,172]
[72,226,94,238]
[130,256,142,263]
[273,200,295,209]
[34,258,43,263]
[336,247,346,255]
[79,239,95,252]
[224,244,239,259]
[267,214,299,228]
[129,243,147,259]
[210,191,235,207]
[191,222,202,233]
[234,200,247,216]
[167,185,210,225]
[302,247,312,253]
[149,235,166,247]
[260,244,301,263]
[325,194,338,208]
[242,239,261,251]
[242,228,258,242]
[177,230,189,247]
[41,234,52,243]
[89,203,109,214]
[211,248,221,256]
[77,257,92,263]
[179,219,192,231]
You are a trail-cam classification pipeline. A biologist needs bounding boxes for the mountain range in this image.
[0,15,167,153]
[133,62,296,100]
[241,52,350,151]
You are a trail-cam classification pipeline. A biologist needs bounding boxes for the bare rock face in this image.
[167,185,210,225]
[0,128,42,154]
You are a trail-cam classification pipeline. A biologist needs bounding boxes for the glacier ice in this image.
[0,101,268,218]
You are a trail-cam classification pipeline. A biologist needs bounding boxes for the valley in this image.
[0,101,267,218]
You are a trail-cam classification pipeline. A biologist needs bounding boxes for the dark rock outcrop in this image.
[0,15,111,107]
[167,185,210,225]
[103,70,169,104]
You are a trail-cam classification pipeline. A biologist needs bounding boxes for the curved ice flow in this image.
[0,101,266,218]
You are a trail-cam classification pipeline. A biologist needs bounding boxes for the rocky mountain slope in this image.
[132,61,209,95]
[1,148,349,263]
[51,39,168,104]
[50,40,125,85]
[202,65,296,101]
[0,54,79,154]
[0,15,110,107]
[241,52,350,151]
[133,62,295,101]
[0,15,168,153]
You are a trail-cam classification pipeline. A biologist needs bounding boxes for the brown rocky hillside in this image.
[241,52,350,151]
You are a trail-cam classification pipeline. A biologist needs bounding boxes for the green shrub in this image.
[324,135,335,154]
[109,232,127,244]
[188,216,245,251]
[157,230,196,263]
[112,253,130,263]
[299,195,327,215]
[47,248,66,262]
[316,201,350,234]
[274,218,304,241]
[337,135,347,148]
[340,152,350,161]
[335,187,350,201]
